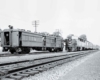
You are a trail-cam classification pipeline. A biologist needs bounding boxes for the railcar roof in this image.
[2,29,63,38]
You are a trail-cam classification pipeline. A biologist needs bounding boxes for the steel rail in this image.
[0,50,98,80]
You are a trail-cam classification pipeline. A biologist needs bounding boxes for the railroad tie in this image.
[7,74,22,80]
[1,78,15,80]
[24,70,39,75]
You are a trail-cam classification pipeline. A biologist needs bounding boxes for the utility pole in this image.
[32,20,39,32]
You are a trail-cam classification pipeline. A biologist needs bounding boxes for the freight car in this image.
[65,35,97,52]
[1,27,63,54]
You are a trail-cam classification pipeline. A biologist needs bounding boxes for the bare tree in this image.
[53,29,62,36]
[79,34,87,41]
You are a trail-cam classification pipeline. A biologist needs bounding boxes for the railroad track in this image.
[0,51,49,57]
[0,50,98,80]
[0,50,96,57]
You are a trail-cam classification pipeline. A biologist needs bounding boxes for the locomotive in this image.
[1,27,64,54]
[65,35,98,52]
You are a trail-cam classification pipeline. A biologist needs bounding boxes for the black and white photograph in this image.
[0,0,100,80]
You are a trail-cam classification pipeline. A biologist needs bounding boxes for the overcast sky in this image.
[0,0,100,45]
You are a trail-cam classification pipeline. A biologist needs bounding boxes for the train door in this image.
[42,36,46,46]
[19,32,22,46]
[42,36,46,50]
[54,38,56,47]
[65,39,68,50]
[4,32,10,46]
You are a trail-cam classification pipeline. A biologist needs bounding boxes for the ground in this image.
[22,51,100,80]
[58,51,100,80]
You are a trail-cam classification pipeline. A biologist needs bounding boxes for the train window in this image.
[19,32,22,46]
[32,37,34,41]
[31,37,33,41]
[33,37,36,41]
[29,36,31,41]
[42,36,45,41]
[24,36,26,40]
[26,36,28,40]
[54,38,56,42]
[52,39,54,42]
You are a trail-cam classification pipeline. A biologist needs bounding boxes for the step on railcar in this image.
[1,27,63,54]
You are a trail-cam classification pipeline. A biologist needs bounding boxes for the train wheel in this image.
[59,48,62,52]
[54,49,57,52]
[10,49,15,54]
[22,48,30,53]
[80,47,82,51]
[71,47,74,52]
[10,51,14,54]
[49,48,54,52]
[72,47,77,52]
[67,47,71,52]
[77,47,79,51]
[26,48,30,53]
[18,52,22,54]
[56,49,59,52]
[48,49,52,52]
[61,48,63,52]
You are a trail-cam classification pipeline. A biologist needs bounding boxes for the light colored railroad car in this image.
[56,36,64,51]
[93,45,96,50]
[88,42,93,50]
[85,41,89,50]
[21,31,43,50]
[95,45,99,50]
[0,29,1,46]
[45,35,55,48]
[41,34,63,52]
[1,28,63,54]
[76,39,83,50]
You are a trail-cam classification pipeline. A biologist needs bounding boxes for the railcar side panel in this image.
[1,32,4,47]
[46,36,55,47]
[12,32,19,47]
[56,38,62,48]
[76,39,82,47]
[21,32,43,47]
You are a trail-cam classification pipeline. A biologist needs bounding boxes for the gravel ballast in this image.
[22,51,98,80]
[0,50,84,64]
[58,51,100,80]
[0,51,70,64]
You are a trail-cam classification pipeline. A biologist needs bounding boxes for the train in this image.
[0,27,64,54]
[0,26,99,54]
[65,35,99,52]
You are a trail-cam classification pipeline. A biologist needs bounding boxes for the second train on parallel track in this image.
[65,35,99,52]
